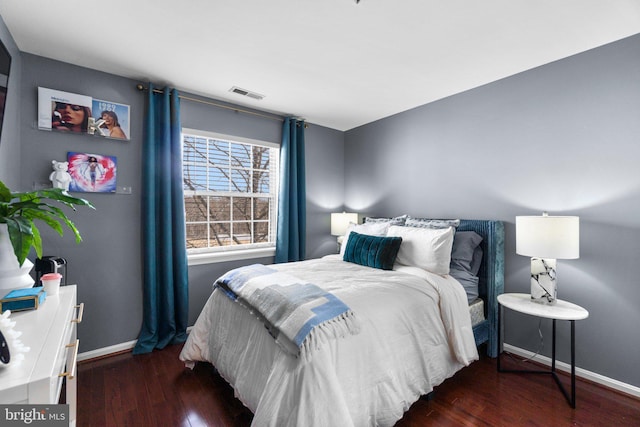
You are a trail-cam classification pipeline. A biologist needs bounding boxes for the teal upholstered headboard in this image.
[457,220,505,357]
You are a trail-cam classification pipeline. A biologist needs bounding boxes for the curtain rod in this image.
[136,83,306,126]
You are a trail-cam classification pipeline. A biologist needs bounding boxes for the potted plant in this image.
[0,180,94,291]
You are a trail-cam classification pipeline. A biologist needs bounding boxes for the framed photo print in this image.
[67,152,117,193]
[92,99,130,140]
[38,87,92,133]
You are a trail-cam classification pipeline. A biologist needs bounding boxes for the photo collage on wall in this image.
[37,87,128,193]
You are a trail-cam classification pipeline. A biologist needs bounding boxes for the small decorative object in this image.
[87,117,107,136]
[0,329,8,364]
[0,180,94,293]
[40,272,62,296]
[0,287,46,312]
[516,212,580,304]
[92,99,130,140]
[67,152,117,193]
[49,159,72,191]
[0,309,30,368]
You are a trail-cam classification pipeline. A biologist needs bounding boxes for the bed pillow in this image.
[449,267,479,303]
[387,225,455,275]
[405,217,461,229]
[450,231,483,274]
[470,244,483,276]
[342,232,402,271]
[340,221,390,255]
[364,214,408,226]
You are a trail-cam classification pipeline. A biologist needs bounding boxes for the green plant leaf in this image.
[45,205,83,242]
[6,217,33,266]
[0,181,10,203]
[25,209,64,236]
[31,224,42,259]
[35,188,94,209]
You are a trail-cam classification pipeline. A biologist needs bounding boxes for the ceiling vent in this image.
[229,86,265,100]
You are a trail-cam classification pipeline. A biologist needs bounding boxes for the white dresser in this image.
[0,285,82,426]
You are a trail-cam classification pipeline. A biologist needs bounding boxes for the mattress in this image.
[470,298,485,327]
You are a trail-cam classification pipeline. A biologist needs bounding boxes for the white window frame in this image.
[182,128,279,265]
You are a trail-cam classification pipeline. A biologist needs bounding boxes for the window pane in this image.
[253,146,270,170]
[233,222,252,245]
[183,136,207,163]
[231,142,251,168]
[253,222,269,243]
[233,197,252,221]
[231,169,250,192]
[209,167,229,192]
[209,140,229,166]
[183,164,207,191]
[209,196,230,221]
[186,223,208,249]
[210,223,231,246]
[253,197,270,220]
[185,196,207,222]
[253,170,269,194]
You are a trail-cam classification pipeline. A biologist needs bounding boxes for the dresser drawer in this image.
[50,302,82,404]
[0,285,79,418]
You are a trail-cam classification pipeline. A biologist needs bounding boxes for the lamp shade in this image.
[516,214,579,259]
[331,212,358,236]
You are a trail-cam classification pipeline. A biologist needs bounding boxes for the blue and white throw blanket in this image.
[215,264,360,360]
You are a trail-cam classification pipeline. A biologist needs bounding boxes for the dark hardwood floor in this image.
[78,343,640,426]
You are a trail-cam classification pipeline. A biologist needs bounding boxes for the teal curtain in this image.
[275,117,306,263]
[133,84,189,354]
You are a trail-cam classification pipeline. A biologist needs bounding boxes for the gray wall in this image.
[14,53,344,352]
[344,34,640,388]
[19,54,145,353]
[0,15,21,187]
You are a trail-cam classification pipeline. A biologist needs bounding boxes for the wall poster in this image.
[38,87,92,133]
[92,99,130,140]
[67,152,117,193]
[38,87,130,141]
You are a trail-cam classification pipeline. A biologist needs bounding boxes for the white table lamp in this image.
[516,212,579,305]
[331,212,358,246]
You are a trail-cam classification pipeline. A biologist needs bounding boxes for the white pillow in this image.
[340,222,390,255]
[387,225,455,275]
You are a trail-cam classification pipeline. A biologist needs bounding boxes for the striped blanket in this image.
[215,264,360,360]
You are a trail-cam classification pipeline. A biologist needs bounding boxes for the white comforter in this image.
[180,255,478,427]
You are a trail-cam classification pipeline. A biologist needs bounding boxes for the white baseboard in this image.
[77,340,137,362]
[503,343,640,399]
[77,327,194,362]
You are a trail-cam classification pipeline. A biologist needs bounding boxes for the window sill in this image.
[187,247,276,266]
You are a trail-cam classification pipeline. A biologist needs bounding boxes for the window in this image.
[182,129,279,263]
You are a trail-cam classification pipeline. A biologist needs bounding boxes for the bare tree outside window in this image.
[182,131,278,252]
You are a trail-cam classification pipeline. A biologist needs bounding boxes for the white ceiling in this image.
[1,0,639,131]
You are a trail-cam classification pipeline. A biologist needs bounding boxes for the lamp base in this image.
[530,257,556,305]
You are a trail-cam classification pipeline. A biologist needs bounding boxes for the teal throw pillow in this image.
[343,232,402,270]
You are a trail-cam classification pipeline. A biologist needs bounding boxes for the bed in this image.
[180,219,504,427]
